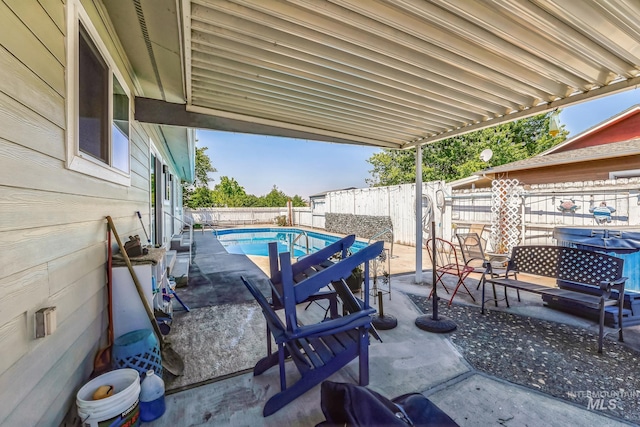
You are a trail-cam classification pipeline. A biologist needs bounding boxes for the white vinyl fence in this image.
[184,177,640,249]
[185,207,314,227]
[325,182,447,246]
[185,182,447,246]
[451,177,640,248]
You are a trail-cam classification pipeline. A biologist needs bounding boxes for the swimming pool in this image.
[215,228,367,257]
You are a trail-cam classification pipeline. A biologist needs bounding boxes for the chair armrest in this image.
[599,277,627,295]
[482,260,493,276]
[487,254,509,264]
[482,260,506,275]
[464,256,486,267]
[287,309,376,340]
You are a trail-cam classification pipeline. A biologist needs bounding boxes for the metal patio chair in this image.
[456,232,519,305]
[456,233,509,285]
[425,238,476,306]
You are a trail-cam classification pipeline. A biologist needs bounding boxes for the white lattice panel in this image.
[490,179,522,254]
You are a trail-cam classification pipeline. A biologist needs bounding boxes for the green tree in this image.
[188,186,215,208]
[366,112,568,186]
[241,194,260,207]
[366,149,421,186]
[194,146,216,187]
[211,176,248,207]
[291,195,307,207]
[259,185,289,207]
[183,146,217,208]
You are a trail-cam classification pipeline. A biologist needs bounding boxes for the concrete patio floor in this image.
[145,231,639,426]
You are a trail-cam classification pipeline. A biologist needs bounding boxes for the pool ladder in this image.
[368,227,394,258]
[292,230,310,256]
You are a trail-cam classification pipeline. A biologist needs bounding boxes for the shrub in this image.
[275,215,288,226]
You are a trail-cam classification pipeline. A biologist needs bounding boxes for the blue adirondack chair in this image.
[242,240,384,416]
[268,234,357,319]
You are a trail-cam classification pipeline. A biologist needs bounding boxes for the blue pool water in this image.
[215,228,367,257]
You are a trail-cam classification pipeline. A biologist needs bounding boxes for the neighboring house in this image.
[481,138,640,186]
[452,105,640,189]
[542,104,640,155]
[0,1,194,425]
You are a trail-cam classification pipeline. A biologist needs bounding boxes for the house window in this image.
[66,0,131,185]
[78,24,108,163]
[112,77,130,172]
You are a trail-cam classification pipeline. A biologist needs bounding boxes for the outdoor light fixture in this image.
[549,110,560,137]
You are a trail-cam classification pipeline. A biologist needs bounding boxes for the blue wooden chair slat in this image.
[307,336,337,364]
[268,235,357,320]
[268,235,356,292]
[298,338,325,368]
[319,332,346,353]
[241,240,384,416]
[332,278,383,342]
[287,341,314,373]
[282,241,384,311]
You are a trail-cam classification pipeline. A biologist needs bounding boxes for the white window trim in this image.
[610,169,640,179]
[66,0,131,186]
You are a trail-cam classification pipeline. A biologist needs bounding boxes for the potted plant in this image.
[345,265,363,293]
[329,251,363,293]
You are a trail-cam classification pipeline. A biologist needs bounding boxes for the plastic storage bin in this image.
[113,329,163,377]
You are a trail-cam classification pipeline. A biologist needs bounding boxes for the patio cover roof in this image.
[105,0,640,150]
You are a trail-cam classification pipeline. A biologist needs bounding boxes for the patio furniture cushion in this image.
[316,380,459,427]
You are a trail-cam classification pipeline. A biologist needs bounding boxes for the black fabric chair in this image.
[316,381,459,427]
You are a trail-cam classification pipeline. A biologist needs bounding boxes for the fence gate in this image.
[490,179,523,254]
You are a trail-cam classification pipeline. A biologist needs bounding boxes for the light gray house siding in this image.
[0,0,181,424]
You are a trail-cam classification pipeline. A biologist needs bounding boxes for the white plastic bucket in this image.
[76,368,141,427]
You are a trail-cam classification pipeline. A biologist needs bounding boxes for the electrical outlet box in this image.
[35,307,56,338]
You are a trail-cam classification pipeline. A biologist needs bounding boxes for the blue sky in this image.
[197,87,639,199]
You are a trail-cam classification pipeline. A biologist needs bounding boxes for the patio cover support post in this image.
[415,144,422,284]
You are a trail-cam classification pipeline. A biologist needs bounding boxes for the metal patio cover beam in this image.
[134,97,397,147]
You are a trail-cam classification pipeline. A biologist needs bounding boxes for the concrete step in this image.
[170,233,191,252]
[170,252,190,287]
